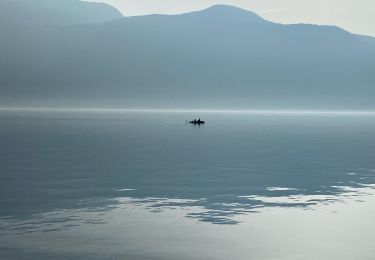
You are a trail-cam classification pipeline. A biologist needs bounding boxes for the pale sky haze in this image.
[89,0,375,36]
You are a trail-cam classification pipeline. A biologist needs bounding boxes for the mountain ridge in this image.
[1,2,374,109]
[0,0,123,26]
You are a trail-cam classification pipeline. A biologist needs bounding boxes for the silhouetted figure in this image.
[189,118,205,125]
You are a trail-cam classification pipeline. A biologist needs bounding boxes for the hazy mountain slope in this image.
[358,35,375,48]
[0,0,123,26]
[1,4,375,109]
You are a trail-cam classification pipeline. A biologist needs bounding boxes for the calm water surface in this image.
[0,110,375,259]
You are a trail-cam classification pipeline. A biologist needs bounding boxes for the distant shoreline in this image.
[1,107,375,116]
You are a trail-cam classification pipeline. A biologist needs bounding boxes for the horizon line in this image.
[1,107,375,116]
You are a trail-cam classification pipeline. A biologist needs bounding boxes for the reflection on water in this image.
[1,110,375,259]
[1,183,374,235]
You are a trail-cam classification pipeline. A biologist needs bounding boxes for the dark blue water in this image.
[1,110,375,259]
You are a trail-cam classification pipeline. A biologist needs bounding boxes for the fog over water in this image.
[2,107,375,115]
[1,1,375,258]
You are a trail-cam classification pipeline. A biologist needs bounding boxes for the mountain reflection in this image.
[114,169,375,225]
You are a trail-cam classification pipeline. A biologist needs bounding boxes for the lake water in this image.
[1,109,375,259]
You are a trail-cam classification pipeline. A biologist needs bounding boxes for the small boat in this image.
[189,119,205,125]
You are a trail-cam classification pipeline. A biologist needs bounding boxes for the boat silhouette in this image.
[189,119,205,125]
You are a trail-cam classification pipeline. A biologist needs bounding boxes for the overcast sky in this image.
[91,0,375,36]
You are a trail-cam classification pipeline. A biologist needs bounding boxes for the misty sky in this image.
[90,0,375,36]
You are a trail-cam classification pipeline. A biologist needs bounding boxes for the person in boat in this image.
[189,118,204,124]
